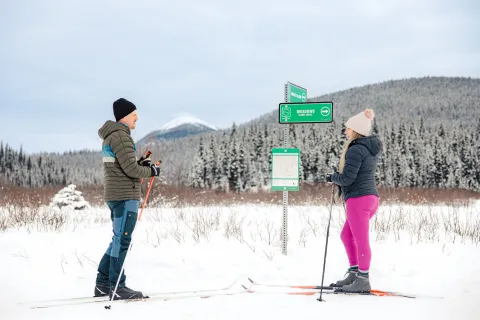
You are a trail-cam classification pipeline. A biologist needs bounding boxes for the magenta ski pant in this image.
[340,195,379,271]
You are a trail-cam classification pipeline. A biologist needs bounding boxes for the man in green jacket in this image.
[95,98,160,300]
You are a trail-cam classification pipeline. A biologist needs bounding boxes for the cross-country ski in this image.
[245,278,444,299]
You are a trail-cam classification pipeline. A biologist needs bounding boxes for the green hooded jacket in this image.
[98,120,152,201]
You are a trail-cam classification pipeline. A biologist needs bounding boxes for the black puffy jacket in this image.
[331,134,383,201]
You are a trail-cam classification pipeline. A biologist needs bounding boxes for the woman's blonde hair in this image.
[339,130,363,173]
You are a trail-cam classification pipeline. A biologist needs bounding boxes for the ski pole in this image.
[317,182,335,302]
[106,161,160,309]
[138,174,156,221]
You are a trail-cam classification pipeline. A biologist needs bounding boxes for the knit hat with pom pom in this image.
[345,109,375,136]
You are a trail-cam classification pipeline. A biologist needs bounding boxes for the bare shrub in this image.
[331,206,346,235]
[244,230,257,252]
[0,205,68,232]
[450,208,461,244]
[82,254,98,268]
[223,210,246,243]
[183,208,221,243]
[12,250,28,259]
[1,191,479,251]
[173,208,186,221]
[0,211,8,232]
[449,206,474,245]
[470,214,480,245]
[301,212,319,237]
[73,250,91,268]
[441,210,453,241]
[147,208,165,223]
[391,207,407,241]
[423,206,439,242]
[256,219,278,246]
[144,228,163,248]
[372,207,391,241]
[9,206,36,229]
[414,208,429,244]
[298,227,310,247]
[165,215,186,244]
[261,247,275,261]
[60,254,68,273]
[39,209,67,232]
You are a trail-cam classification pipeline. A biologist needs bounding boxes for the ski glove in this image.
[326,174,332,182]
[150,162,161,177]
[138,151,152,166]
[326,166,338,183]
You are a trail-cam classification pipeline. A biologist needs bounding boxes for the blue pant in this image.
[96,200,139,287]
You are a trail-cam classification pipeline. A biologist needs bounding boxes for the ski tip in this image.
[248,278,255,284]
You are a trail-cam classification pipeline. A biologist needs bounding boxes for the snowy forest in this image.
[0,144,101,188]
[186,118,480,192]
[1,118,479,192]
[1,76,479,193]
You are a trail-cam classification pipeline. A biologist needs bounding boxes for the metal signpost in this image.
[280,82,306,255]
[274,82,333,256]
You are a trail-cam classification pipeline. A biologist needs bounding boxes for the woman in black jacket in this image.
[326,108,383,293]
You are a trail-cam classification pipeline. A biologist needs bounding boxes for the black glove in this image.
[326,166,338,183]
[150,162,161,177]
[138,151,152,166]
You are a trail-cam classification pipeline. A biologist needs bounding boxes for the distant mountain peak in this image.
[160,114,216,131]
[137,113,216,146]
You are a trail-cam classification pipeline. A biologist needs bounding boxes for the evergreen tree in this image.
[0,141,4,173]
[206,135,218,189]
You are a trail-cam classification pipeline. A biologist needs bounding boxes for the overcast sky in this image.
[1,0,479,153]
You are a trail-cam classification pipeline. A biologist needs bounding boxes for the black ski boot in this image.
[94,283,110,297]
[109,286,147,300]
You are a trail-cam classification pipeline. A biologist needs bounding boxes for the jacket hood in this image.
[353,134,383,156]
[98,120,130,139]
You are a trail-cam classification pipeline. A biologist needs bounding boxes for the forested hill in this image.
[174,76,480,192]
[257,76,480,127]
[1,76,479,191]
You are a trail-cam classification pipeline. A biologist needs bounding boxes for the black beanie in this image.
[113,98,137,121]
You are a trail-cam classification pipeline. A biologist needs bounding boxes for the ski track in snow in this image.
[1,203,480,319]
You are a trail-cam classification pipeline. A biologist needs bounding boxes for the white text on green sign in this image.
[279,102,333,124]
[287,82,307,103]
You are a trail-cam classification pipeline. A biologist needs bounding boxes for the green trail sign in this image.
[279,101,333,124]
[286,82,307,103]
[271,148,300,191]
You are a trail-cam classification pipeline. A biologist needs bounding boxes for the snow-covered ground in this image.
[1,201,480,319]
